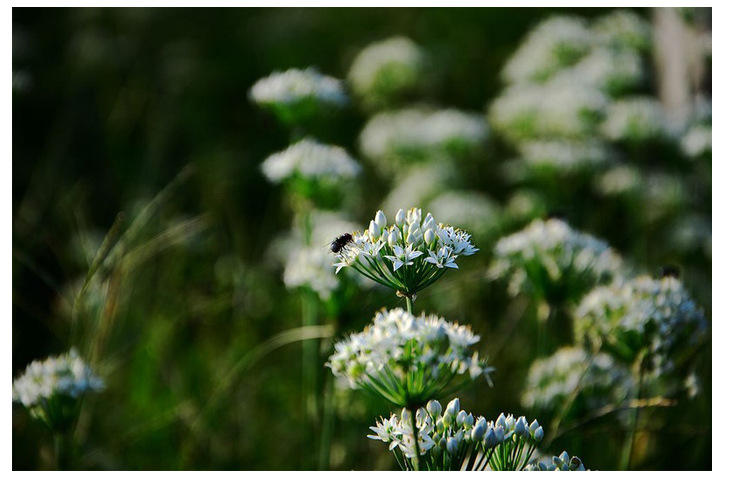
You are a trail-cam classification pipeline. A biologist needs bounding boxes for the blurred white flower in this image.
[681,124,712,158]
[260,138,360,183]
[522,346,634,411]
[600,97,670,141]
[489,81,607,142]
[575,275,707,377]
[359,107,489,170]
[595,164,642,196]
[502,16,593,84]
[347,36,425,106]
[592,9,652,52]
[13,349,104,430]
[551,47,644,94]
[250,67,347,108]
[517,139,611,173]
[491,217,624,302]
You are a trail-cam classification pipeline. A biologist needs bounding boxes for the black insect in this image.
[330,233,353,254]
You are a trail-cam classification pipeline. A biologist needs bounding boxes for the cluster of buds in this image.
[526,450,588,471]
[368,398,545,471]
[333,208,478,297]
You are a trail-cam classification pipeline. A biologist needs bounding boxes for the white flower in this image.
[575,275,707,377]
[386,244,423,271]
[333,208,477,295]
[502,16,594,84]
[488,81,607,143]
[600,97,670,141]
[13,349,104,409]
[522,346,634,411]
[425,246,457,269]
[250,67,347,107]
[491,217,624,302]
[592,9,651,52]
[347,36,425,105]
[260,138,360,183]
[327,309,491,405]
[681,124,712,158]
[359,107,489,172]
[517,139,610,173]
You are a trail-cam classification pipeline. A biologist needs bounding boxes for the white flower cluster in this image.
[327,309,491,406]
[502,16,594,84]
[368,398,545,470]
[491,218,624,302]
[250,67,347,109]
[526,451,588,471]
[489,81,607,142]
[360,107,489,171]
[347,36,425,106]
[521,346,634,411]
[277,212,362,299]
[575,275,707,376]
[427,190,501,236]
[260,138,361,183]
[517,139,610,173]
[488,10,655,179]
[600,97,670,142]
[333,208,478,295]
[595,164,642,197]
[592,9,651,52]
[13,349,104,408]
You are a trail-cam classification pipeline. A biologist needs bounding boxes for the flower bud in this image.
[369,220,381,240]
[483,428,497,448]
[374,210,387,229]
[401,407,411,424]
[395,209,406,225]
[493,426,505,443]
[423,213,436,230]
[472,418,487,442]
[443,411,454,427]
[495,413,507,428]
[533,426,544,442]
[445,398,460,416]
[456,410,467,426]
[515,416,528,436]
[465,413,474,427]
[388,228,400,246]
[446,437,459,454]
[426,400,442,418]
[424,228,435,245]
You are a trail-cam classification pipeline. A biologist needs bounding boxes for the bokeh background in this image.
[13,7,711,470]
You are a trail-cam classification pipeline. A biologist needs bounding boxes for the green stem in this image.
[409,407,423,471]
[620,351,646,470]
[405,296,414,315]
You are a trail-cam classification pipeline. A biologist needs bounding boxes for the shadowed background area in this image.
[13,7,710,470]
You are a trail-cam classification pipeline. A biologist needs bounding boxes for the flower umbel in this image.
[368,398,549,471]
[332,208,478,297]
[13,349,104,432]
[327,310,492,407]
